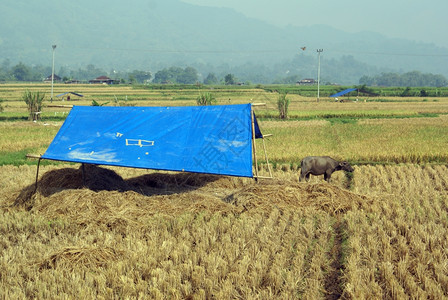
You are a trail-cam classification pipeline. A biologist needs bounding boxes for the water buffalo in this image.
[299,156,354,182]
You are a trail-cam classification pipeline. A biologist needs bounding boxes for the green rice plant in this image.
[277,93,290,119]
[196,92,216,106]
[91,99,110,106]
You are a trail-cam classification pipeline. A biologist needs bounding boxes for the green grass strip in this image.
[257,112,439,123]
[0,149,65,166]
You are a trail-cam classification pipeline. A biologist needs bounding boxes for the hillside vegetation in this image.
[2,0,448,83]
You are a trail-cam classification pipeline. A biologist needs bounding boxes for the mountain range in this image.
[1,0,447,84]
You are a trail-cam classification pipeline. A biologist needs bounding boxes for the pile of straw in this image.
[226,179,370,215]
[37,246,124,270]
[13,166,371,229]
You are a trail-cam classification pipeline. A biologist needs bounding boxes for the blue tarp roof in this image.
[330,88,357,98]
[56,92,84,97]
[42,104,262,177]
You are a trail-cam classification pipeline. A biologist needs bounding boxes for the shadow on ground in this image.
[13,164,222,210]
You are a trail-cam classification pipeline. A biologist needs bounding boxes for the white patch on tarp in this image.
[68,148,120,163]
[216,139,247,152]
[68,140,93,149]
[103,132,120,139]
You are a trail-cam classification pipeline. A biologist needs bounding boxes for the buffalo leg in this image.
[299,170,307,182]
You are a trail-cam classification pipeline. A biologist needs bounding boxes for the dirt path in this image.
[325,217,345,299]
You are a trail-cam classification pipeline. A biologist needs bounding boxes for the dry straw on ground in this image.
[37,246,124,270]
[2,164,447,299]
[13,165,370,228]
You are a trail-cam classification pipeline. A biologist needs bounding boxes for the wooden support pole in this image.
[33,158,42,194]
[26,154,43,193]
[251,107,259,179]
[262,137,273,178]
[251,103,273,179]
[253,175,273,180]
[46,104,74,108]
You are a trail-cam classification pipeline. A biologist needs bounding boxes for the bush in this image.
[196,92,216,106]
[91,100,110,106]
[22,90,45,121]
[400,87,412,97]
[277,93,290,119]
[420,89,428,97]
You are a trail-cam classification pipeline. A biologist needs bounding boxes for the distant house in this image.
[44,74,62,83]
[89,76,119,84]
[296,78,316,85]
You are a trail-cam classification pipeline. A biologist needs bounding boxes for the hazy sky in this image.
[181,0,448,48]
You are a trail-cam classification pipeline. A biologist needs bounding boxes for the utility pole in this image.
[51,45,57,103]
[316,49,323,102]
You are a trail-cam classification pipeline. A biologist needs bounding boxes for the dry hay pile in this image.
[13,165,371,230]
[226,179,371,215]
[37,246,124,270]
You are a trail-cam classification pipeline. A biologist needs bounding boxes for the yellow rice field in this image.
[0,164,447,298]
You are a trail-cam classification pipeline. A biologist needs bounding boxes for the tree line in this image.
[0,59,240,85]
[359,71,447,87]
[1,58,447,87]
[0,60,151,84]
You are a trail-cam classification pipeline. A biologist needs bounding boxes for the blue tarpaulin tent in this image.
[330,88,357,98]
[41,104,266,178]
[56,92,84,98]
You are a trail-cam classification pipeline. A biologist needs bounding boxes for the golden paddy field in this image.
[0,83,447,299]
